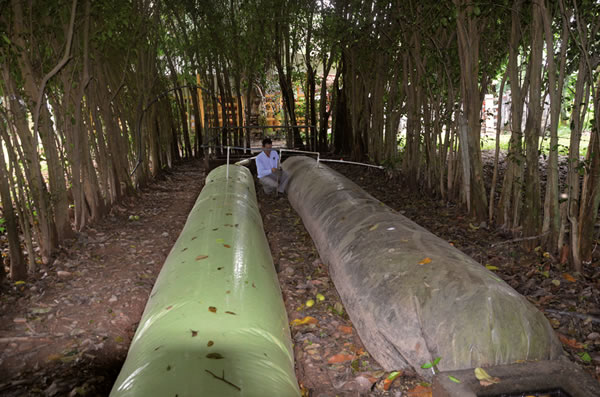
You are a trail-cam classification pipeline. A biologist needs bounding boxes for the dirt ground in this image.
[0,160,206,396]
[0,156,599,396]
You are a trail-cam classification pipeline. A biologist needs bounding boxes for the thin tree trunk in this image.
[489,71,508,223]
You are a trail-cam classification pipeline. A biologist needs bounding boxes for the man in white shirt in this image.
[256,138,289,194]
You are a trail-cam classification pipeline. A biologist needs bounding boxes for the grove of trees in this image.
[0,0,599,281]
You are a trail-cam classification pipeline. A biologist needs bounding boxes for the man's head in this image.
[262,138,273,154]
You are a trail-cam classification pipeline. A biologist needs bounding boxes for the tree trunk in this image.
[0,135,26,280]
[541,0,569,252]
[521,1,544,249]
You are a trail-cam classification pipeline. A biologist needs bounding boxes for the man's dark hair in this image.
[262,138,272,146]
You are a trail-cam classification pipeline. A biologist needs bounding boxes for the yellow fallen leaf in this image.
[485,264,499,271]
[369,223,379,231]
[469,223,480,230]
[291,316,318,326]
[418,257,432,265]
[474,367,500,386]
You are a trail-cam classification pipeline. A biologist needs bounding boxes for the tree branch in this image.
[32,0,78,141]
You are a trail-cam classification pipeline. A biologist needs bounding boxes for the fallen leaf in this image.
[448,375,461,383]
[369,224,379,231]
[563,273,576,282]
[225,311,236,315]
[206,353,224,359]
[333,302,344,315]
[469,223,480,230]
[223,244,231,248]
[290,316,318,326]
[338,325,353,334]
[418,257,432,265]
[30,307,51,314]
[383,371,403,390]
[485,264,499,271]
[208,306,217,313]
[474,367,500,386]
[551,279,561,287]
[196,255,209,261]
[578,352,592,363]
[46,354,62,362]
[14,280,26,286]
[421,361,434,369]
[406,384,432,397]
[327,353,354,364]
[558,333,584,349]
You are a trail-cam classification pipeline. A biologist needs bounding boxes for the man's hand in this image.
[271,168,278,173]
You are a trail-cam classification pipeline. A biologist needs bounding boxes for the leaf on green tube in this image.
[208,306,217,313]
[225,311,236,315]
[223,244,231,248]
[191,330,198,337]
[196,255,209,261]
[418,257,432,265]
[206,353,224,359]
[207,341,214,347]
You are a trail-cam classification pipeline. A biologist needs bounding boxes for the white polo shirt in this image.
[256,150,280,178]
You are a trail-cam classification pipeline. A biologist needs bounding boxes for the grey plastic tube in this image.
[283,157,562,378]
[110,164,300,396]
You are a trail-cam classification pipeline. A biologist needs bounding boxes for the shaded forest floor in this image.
[0,156,599,396]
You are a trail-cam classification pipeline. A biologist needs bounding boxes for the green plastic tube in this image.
[110,164,300,397]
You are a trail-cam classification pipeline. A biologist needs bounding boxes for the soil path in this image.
[257,189,422,396]
[0,160,205,396]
